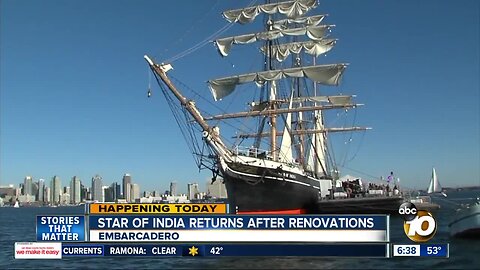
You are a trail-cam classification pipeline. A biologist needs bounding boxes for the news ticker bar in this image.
[15,243,389,259]
[392,244,449,258]
[16,242,450,259]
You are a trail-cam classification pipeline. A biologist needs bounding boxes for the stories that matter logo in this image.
[398,202,437,242]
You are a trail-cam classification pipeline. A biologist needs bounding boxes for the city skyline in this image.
[3,173,221,196]
[1,173,226,206]
[1,0,478,191]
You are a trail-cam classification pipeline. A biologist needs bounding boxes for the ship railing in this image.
[233,146,273,160]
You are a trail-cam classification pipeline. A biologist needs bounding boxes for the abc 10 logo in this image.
[399,202,437,242]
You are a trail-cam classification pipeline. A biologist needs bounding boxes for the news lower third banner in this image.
[15,242,390,259]
[88,215,388,242]
[35,214,388,243]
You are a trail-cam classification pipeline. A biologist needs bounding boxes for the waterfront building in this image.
[187,183,199,200]
[44,187,51,203]
[122,173,131,199]
[170,182,177,196]
[32,182,39,201]
[64,186,71,198]
[139,196,163,203]
[102,185,109,202]
[37,179,45,202]
[51,176,61,204]
[114,182,121,201]
[70,176,81,204]
[60,193,70,205]
[80,183,87,201]
[91,174,103,202]
[24,176,33,196]
[0,185,16,197]
[125,182,131,202]
[105,185,114,202]
[162,194,189,203]
[17,194,35,203]
[106,182,121,202]
[131,183,140,202]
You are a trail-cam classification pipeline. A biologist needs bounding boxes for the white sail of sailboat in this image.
[427,168,447,196]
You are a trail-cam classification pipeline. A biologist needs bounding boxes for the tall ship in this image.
[144,0,401,214]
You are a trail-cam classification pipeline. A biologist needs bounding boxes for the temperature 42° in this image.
[210,246,224,255]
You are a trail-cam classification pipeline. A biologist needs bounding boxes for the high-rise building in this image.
[24,176,33,196]
[187,183,199,200]
[131,183,140,202]
[80,183,87,201]
[122,174,131,199]
[64,186,71,198]
[207,179,228,199]
[125,183,131,202]
[105,182,119,202]
[44,186,51,203]
[107,182,121,202]
[102,186,109,202]
[37,179,44,202]
[91,175,103,202]
[16,185,22,198]
[51,176,61,204]
[170,182,177,196]
[70,176,81,204]
[85,188,92,201]
[60,192,70,205]
[32,182,39,201]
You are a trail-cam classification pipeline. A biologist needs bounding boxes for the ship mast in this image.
[266,17,278,161]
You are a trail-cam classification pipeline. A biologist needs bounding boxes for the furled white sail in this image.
[273,14,326,30]
[307,110,327,175]
[215,25,331,57]
[291,95,353,105]
[279,90,295,163]
[208,64,347,101]
[427,168,442,193]
[249,95,353,111]
[223,0,318,24]
[261,39,336,62]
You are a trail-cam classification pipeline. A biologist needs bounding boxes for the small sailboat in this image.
[428,168,447,197]
[13,200,20,208]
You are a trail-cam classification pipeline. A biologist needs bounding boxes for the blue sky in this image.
[1,0,478,193]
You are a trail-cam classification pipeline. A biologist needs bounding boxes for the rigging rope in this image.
[152,71,205,168]
[163,0,259,63]
[164,22,233,63]
[340,108,357,167]
[162,0,221,57]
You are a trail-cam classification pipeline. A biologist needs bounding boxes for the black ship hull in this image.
[220,160,404,214]
[221,161,321,213]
